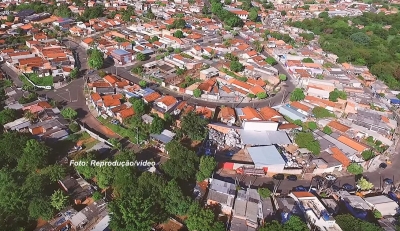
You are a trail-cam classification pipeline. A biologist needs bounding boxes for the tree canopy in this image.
[186,203,225,231]
[180,112,209,140]
[312,107,334,118]
[0,108,19,125]
[295,132,321,155]
[230,61,245,72]
[259,216,309,231]
[88,48,104,70]
[291,13,400,89]
[329,89,347,102]
[150,116,165,134]
[335,214,383,231]
[290,88,305,101]
[61,107,78,120]
[196,156,217,182]
[347,163,363,175]
[357,177,374,190]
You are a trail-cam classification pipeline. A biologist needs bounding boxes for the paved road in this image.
[1,63,23,87]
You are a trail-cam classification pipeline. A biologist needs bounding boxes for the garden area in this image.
[21,74,54,87]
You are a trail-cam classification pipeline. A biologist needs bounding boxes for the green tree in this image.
[176,67,185,75]
[312,107,334,118]
[329,90,340,102]
[196,156,217,182]
[61,107,78,120]
[373,210,382,219]
[302,57,314,63]
[336,214,383,231]
[350,32,371,45]
[290,88,305,101]
[150,36,159,43]
[361,150,374,161]
[186,203,225,231]
[41,165,67,182]
[6,15,15,22]
[225,0,232,4]
[247,93,256,98]
[150,116,165,134]
[70,68,79,79]
[173,30,184,38]
[96,160,114,189]
[162,141,199,181]
[51,190,69,210]
[303,4,310,10]
[74,152,97,179]
[0,108,18,125]
[295,132,321,155]
[28,198,53,220]
[164,180,192,215]
[108,138,122,150]
[279,74,287,81]
[259,216,308,231]
[266,57,278,65]
[88,48,104,70]
[193,89,202,98]
[323,126,332,135]
[136,53,146,61]
[18,139,50,172]
[258,187,271,199]
[347,163,363,175]
[69,122,80,133]
[132,99,147,115]
[319,11,329,18]
[139,80,147,88]
[230,61,244,72]
[257,92,267,99]
[307,121,318,130]
[281,10,287,16]
[92,191,103,201]
[249,8,258,22]
[253,40,263,53]
[181,112,209,140]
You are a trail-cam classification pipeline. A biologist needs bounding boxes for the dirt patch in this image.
[36,218,47,229]
[77,137,96,147]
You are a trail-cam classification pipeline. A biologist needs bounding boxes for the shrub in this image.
[347,163,363,175]
[69,122,81,133]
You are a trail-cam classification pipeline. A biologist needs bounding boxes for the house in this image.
[364,196,399,217]
[58,175,93,204]
[290,191,343,231]
[278,105,308,122]
[154,95,178,112]
[259,107,283,122]
[111,49,132,65]
[337,135,367,153]
[206,179,237,215]
[232,188,263,230]
[143,92,162,104]
[246,146,286,173]
[116,107,135,123]
[150,129,176,151]
[219,107,236,124]
[236,107,263,121]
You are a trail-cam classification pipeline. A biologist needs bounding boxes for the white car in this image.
[325,175,337,181]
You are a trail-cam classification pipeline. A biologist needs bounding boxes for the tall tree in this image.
[18,139,51,172]
[163,180,192,215]
[186,203,225,231]
[61,107,78,120]
[0,108,18,125]
[181,112,209,140]
[290,88,305,101]
[150,116,165,134]
[28,198,54,220]
[88,48,104,70]
[51,190,69,210]
[196,156,217,182]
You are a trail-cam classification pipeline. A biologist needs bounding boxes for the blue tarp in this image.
[344,200,367,220]
[390,98,400,105]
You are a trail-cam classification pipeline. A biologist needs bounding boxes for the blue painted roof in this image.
[113,49,130,56]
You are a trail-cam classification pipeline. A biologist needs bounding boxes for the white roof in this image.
[246,146,286,167]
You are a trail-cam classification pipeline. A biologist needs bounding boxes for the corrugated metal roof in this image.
[239,130,291,146]
[246,146,286,167]
[278,105,307,122]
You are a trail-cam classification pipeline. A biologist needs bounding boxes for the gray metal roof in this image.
[246,146,286,167]
[150,129,175,144]
[209,179,236,195]
[278,105,307,122]
[313,130,357,157]
[239,130,291,146]
[112,49,130,56]
[364,195,396,205]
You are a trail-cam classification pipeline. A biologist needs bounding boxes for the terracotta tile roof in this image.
[220,107,235,119]
[196,107,213,119]
[246,50,257,57]
[381,116,389,123]
[103,75,119,84]
[249,85,264,95]
[91,93,102,102]
[292,191,314,198]
[118,107,135,119]
[278,123,300,130]
[337,136,367,152]
[259,107,281,120]
[290,101,311,112]
[31,126,44,135]
[305,95,336,108]
[91,82,111,88]
[37,101,52,108]
[144,92,161,103]
[327,121,350,133]
[111,104,127,113]
[231,79,251,90]
[157,95,177,106]
[240,107,263,120]
[247,78,266,87]
[237,44,250,51]
[330,147,351,167]
[221,86,232,93]
[103,99,121,107]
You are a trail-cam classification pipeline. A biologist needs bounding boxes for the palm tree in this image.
[24,111,37,123]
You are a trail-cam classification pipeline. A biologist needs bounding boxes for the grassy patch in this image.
[27,74,53,86]
[98,117,146,143]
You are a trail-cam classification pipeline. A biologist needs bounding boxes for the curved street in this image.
[39,38,400,192]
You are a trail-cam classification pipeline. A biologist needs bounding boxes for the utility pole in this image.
[136,127,139,145]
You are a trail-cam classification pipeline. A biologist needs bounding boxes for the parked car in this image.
[342,183,355,191]
[287,175,297,181]
[325,174,337,181]
[384,178,393,185]
[273,174,284,180]
[295,186,306,191]
[379,163,388,169]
